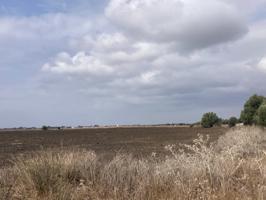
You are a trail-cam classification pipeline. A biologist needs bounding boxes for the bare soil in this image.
[0,127,227,167]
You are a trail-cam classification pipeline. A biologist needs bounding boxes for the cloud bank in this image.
[1,0,266,127]
[42,0,254,101]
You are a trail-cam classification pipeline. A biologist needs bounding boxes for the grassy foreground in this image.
[1,127,266,200]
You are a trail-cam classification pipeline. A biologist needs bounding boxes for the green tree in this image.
[42,125,48,131]
[240,94,266,125]
[228,117,238,127]
[201,112,220,128]
[257,104,266,126]
[222,119,229,125]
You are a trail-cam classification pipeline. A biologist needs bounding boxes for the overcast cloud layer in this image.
[0,0,266,127]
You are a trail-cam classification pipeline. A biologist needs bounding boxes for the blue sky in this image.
[0,0,266,128]
[0,0,107,16]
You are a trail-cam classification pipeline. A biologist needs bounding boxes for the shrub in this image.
[42,126,48,131]
[228,117,238,127]
[222,119,229,125]
[257,104,266,126]
[201,112,219,128]
[240,94,266,125]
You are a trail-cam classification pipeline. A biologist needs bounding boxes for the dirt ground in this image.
[0,127,227,167]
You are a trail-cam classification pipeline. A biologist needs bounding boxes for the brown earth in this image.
[0,127,227,167]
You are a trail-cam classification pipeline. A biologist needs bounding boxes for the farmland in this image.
[1,127,266,200]
[0,126,226,167]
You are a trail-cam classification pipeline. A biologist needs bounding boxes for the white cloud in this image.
[42,52,114,75]
[43,31,171,77]
[105,41,169,64]
[0,13,92,40]
[221,0,266,15]
[105,0,248,51]
[41,0,266,105]
[258,57,266,72]
[95,33,129,51]
[42,0,253,83]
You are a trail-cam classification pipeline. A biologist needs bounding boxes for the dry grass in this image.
[1,127,266,199]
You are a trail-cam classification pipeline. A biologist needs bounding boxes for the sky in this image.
[0,0,266,128]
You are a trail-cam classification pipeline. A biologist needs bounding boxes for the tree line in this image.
[201,94,266,128]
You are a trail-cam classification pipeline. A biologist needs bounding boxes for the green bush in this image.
[201,112,219,128]
[257,104,266,126]
[222,119,229,125]
[240,94,266,125]
[228,117,238,127]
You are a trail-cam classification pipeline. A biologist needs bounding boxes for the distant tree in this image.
[217,118,223,127]
[201,112,220,128]
[240,94,266,125]
[257,104,266,126]
[228,117,238,127]
[222,119,229,125]
[42,126,48,131]
[237,118,243,123]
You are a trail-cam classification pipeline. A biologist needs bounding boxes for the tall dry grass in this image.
[1,127,266,200]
